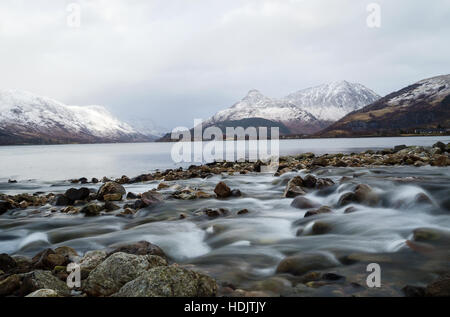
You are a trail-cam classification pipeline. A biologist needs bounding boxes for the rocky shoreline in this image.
[1,142,450,297]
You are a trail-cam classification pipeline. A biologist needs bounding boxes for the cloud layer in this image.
[0,0,448,129]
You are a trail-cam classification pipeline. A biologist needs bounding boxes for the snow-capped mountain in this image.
[205,89,323,134]
[203,81,380,135]
[0,90,151,145]
[320,74,450,137]
[285,81,380,122]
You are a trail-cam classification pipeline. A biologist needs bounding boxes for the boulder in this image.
[64,188,90,202]
[83,252,167,297]
[214,182,231,198]
[79,250,108,277]
[0,253,17,272]
[20,270,70,297]
[80,203,104,217]
[0,274,21,296]
[25,289,59,297]
[432,141,446,152]
[304,206,332,218]
[426,276,450,297]
[276,253,339,276]
[32,249,66,270]
[113,265,217,297]
[0,200,12,215]
[302,175,317,188]
[311,221,332,235]
[283,176,306,198]
[354,184,379,206]
[107,241,166,259]
[290,197,319,210]
[338,192,357,206]
[54,246,79,263]
[54,195,71,206]
[103,193,123,201]
[97,182,126,201]
[140,191,164,207]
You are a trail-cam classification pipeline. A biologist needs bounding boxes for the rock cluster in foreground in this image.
[0,241,217,297]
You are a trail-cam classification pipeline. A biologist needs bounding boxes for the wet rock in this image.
[214,182,231,198]
[103,193,123,201]
[276,253,339,276]
[113,265,217,297]
[25,289,59,297]
[283,176,306,198]
[230,189,242,197]
[344,206,358,214]
[19,201,28,209]
[200,208,229,218]
[54,195,71,206]
[393,145,407,152]
[157,182,170,190]
[21,270,70,297]
[54,246,79,263]
[431,155,449,166]
[140,191,164,207]
[0,274,21,296]
[312,157,328,167]
[338,192,357,207]
[237,209,249,215]
[8,179,17,183]
[61,206,79,215]
[354,184,379,206]
[108,241,166,259]
[425,276,450,297]
[104,201,120,212]
[32,249,66,270]
[414,193,433,205]
[291,197,320,210]
[91,178,99,184]
[126,192,137,199]
[80,203,104,217]
[97,182,126,201]
[83,252,167,296]
[402,285,426,297]
[303,175,317,188]
[432,141,446,152]
[304,206,332,218]
[0,200,12,215]
[316,178,335,188]
[412,228,450,245]
[311,221,332,234]
[64,188,90,202]
[0,253,17,273]
[79,250,107,277]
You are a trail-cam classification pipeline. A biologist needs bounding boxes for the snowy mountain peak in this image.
[0,90,150,144]
[285,81,380,122]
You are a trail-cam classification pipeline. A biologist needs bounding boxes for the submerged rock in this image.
[291,197,320,209]
[214,182,231,198]
[80,203,104,217]
[283,176,306,198]
[112,265,217,297]
[276,253,339,276]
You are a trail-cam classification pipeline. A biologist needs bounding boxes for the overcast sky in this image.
[0,0,449,130]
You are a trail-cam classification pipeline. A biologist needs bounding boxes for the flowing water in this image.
[1,136,450,296]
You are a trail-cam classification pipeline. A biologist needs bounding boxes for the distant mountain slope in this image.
[203,81,380,135]
[285,81,380,122]
[319,75,450,137]
[0,90,151,145]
